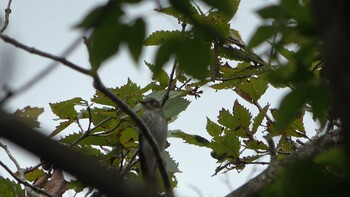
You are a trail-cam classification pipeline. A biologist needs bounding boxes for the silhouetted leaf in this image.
[13,106,44,128]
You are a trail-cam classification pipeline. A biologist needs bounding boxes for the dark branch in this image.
[0,0,12,33]
[226,130,341,197]
[0,109,149,197]
[0,34,91,76]
[93,75,174,197]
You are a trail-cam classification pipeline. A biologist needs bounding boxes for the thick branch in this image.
[226,130,341,197]
[0,110,148,197]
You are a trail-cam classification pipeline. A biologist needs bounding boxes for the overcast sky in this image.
[0,0,295,196]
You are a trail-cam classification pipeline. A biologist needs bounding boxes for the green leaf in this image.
[49,120,74,137]
[144,30,183,46]
[126,18,145,62]
[119,128,138,148]
[155,5,200,25]
[170,130,210,147]
[163,97,190,118]
[273,89,307,132]
[248,25,276,48]
[218,108,235,129]
[154,36,181,71]
[0,177,25,197]
[252,104,269,134]
[209,132,240,157]
[257,5,280,19]
[234,77,268,103]
[244,139,269,151]
[145,61,169,88]
[67,180,85,193]
[176,37,212,80]
[314,148,347,171]
[13,106,44,128]
[87,23,125,70]
[24,169,45,182]
[206,118,223,140]
[50,97,85,120]
[232,100,252,135]
[201,0,240,18]
[91,79,142,107]
[163,151,181,173]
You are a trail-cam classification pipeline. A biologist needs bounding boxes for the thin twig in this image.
[0,142,21,170]
[0,160,53,197]
[120,149,139,177]
[0,34,86,106]
[217,69,271,82]
[161,21,187,107]
[0,0,13,33]
[93,75,173,197]
[0,34,90,75]
[264,134,277,161]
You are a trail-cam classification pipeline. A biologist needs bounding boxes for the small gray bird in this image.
[139,98,167,184]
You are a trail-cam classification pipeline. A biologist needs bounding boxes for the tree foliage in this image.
[0,0,348,196]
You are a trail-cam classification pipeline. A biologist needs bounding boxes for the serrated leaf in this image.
[170,130,210,147]
[206,118,223,140]
[232,100,252,134]
[202,0,240,18]
[49,120,74,137]
[155,5,200,25]
[163,97,190,118]
[0,177,25,197]
[235,77,268,103]
[252,104,269,133]
[163,151,181,173]
[13,106,44,128]
[218,108,235,129]
[50,97,85,120]
[144,30,183,46]
[92,78,142,107]
[145,61,169,88]
[243,139,269,151]
[209,132,240,157]
[126,18,145,62]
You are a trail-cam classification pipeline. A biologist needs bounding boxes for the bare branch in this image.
[0,34,90,75]
[0,0,13,33]
[226,130,341,197]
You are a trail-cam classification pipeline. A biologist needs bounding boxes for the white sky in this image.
[0,0,297,196]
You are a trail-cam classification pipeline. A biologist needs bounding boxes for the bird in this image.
[138,97,168,185]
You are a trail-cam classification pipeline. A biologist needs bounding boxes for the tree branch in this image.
[0,109,150,197]
[0,34,91,76]
[93,75,174,197]
[0,0,13,33]
[226,130,341,197]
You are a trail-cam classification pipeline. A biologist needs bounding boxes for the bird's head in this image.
[140,98,162,111]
